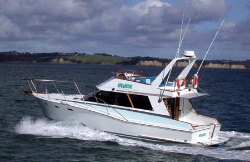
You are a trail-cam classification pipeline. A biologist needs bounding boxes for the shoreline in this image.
[0,61,248,70]
[0,51,248,69]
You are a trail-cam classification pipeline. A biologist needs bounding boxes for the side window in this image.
[129,94,153,111]
[95,91,114,104]
[85,91,112,103]
[115,93,131,107]
[85,91,153,111]
[85,91,131,107]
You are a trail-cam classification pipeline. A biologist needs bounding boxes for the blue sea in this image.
[0,63,250,161]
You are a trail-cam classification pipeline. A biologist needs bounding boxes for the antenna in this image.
[176,18,191,58]
[175,13,184,58]
[196,18,225,75]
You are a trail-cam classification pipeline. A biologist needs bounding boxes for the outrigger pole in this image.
[176,13,184,58]
[196,18,225,75]
[159,15,191,101]
[166,16,191,83]
[176,17,191,58]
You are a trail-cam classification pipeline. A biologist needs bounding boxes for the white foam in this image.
[219,131,250,139]
[234,140,250,149]
[15,117,250,161]
[15,116,116,141]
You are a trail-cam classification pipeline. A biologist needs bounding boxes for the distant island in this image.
[0,51,249,69]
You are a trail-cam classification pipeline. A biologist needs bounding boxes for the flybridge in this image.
[97,50,202,99]
[98,17,225,100]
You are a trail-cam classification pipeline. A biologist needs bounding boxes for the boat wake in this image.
[15,117,250,161]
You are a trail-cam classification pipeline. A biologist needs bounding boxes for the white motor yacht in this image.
[23,50,229,146]
[23,18,229,146]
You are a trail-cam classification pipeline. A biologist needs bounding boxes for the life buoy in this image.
[183,77,187,87]
[193,74,199,88]
[176,78,180,89]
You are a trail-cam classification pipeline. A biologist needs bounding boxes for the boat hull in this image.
[35,96,228,146]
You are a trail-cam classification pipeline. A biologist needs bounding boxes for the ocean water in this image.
[0,63,250,162]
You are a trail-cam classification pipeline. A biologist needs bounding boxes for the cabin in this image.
[82,51,218,129]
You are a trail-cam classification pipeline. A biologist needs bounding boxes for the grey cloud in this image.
[220,16,250,50]
[0,15,20,39]
[1,0,247,60]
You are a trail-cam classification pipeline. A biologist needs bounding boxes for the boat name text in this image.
[118,83,133,89]
[198,133,206,137]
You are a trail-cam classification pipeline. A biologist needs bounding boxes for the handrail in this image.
[45,86,50,99]
[91,96,128,121]
[52,81,60,94]
[27,80,34,92]
[23,78,80,84]
[23,78,83,96]
[23,78,128,121]
[74,82,82,95]
[30,80,37,92]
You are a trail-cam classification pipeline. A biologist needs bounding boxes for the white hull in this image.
[35,94,228,146]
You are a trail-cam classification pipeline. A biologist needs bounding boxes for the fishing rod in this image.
[175,13,185,58]
[196,18,225,75]
[159,15,191,100]
[163,17,191,88]
[176,17,191,58]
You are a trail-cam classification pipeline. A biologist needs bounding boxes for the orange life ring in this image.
[193,75,199,88]
[183,77,187,87]
[176,78,180,89]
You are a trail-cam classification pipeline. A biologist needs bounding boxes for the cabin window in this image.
[113,92,132,107]
[129,94,153,111]
[85,91,153,111]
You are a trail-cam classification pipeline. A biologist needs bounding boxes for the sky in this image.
[0,0,249,60]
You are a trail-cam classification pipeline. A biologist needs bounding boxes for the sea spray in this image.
[219,131,250,139]
[15,117,250,161]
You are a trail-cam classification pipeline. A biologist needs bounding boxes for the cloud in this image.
[0,15,20,39]
[0,0,248,60]
[220,17,250,50]
[132,0,170,15]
